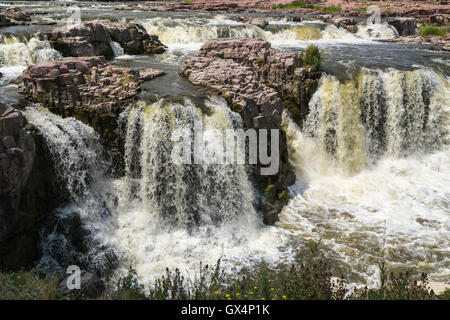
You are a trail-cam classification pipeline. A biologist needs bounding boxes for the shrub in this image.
[419,25,446,38]
[303,44,321,71]
[320,5,342,14]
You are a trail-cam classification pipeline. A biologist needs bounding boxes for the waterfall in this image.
[24,106,115,275]
[0,34,61,68]
[25,97,283,284]
[279,68,450,284]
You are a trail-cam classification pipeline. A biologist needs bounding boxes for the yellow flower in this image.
[236,293,240,296]
[214,291,219,295]
[282,295,287,300]
[253,286,257,289]
[249,291,254,295]
[270,288,274,291]
[274,295,278,298]
[225,294,230,298]
[261,297,266,300]
[227,297,231,300]
[211,281,215,285]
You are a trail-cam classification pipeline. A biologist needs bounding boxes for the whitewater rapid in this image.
[280,68,450,285]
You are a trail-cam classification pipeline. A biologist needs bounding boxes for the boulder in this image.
[58,270,104,299]
[48,22,114,58]
[388,17,417,36]
[5,7,31,22]
[47,20,166,58]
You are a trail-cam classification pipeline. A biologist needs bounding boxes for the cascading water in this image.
[280,68,450,285]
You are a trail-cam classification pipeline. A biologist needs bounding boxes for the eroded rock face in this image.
[181,38,321,224]
[0,102,56,269]
[18,56,140,114]
[48,22,114,58]
[47,21,166,58]
[0,8,31,26]
[17,56,141,155]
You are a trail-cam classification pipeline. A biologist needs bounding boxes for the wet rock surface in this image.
[16,56,142,156]
[0,102,57,270]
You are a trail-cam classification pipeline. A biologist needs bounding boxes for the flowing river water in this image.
[1,1,449,288]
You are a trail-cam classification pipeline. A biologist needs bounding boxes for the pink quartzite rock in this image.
[17,56,141,114]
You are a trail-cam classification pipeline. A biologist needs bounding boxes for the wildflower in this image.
[227,297,231,300]
[274,295,278,298]
[270,288,274,291]
[236,293,240,296]
[253,286,257,289]
[225,294,230,298]
[249,291,254,295]
[261,297,266,300]
[282,295,287,300]
[214,291,219,295]
[211,281,215,285]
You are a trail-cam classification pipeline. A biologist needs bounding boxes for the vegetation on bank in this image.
[272,1,341,14]
[302,44,321,71]
[1,258,448,300]
[419,25,446,38]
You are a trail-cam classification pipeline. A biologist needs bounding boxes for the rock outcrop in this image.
[0,102,57,269]
[17,56,141,153]
[58,270,104,299]
[47,20,166,58]
[387,17,417,36]
[181,38,321,224]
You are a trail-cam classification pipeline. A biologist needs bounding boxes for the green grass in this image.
[419,25,446,38]
[272,2,316,10]
[272,1,341,14]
